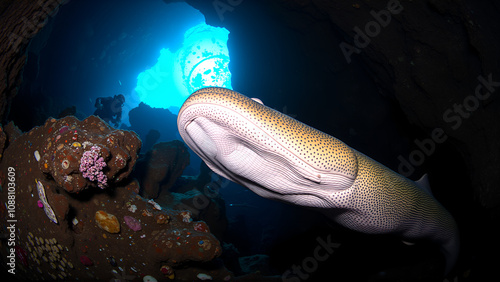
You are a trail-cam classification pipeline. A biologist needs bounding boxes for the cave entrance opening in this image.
[11,0,232,130]
[134,22,232,114]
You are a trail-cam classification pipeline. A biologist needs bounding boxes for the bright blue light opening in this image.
[135,22,232,114]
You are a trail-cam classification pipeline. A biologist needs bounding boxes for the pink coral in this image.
[79,146,108,189]
[124,215,142,231]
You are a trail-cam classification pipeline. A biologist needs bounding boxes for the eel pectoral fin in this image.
[415,173,432,195]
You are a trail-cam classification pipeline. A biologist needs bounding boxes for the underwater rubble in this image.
[0,116,239,281]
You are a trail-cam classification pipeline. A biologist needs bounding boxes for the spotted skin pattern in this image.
[177,87,459,274]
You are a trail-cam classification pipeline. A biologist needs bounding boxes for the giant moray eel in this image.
[177,87,459,274]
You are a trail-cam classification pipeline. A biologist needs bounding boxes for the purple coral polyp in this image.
[79,146,108,189]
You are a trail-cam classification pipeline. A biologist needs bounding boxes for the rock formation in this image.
[0,115,227,281]
[33,115,140,193]
[135,140,190,199]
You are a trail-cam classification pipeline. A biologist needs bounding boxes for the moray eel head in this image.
[177,87,358,208]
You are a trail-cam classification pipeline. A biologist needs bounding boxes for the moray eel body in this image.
[177,87,459,274]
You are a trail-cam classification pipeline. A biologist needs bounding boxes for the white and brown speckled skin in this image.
[177,87,459,274]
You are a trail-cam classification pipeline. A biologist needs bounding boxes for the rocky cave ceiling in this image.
[0,0,499,210]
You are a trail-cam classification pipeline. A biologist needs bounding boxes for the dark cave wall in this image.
[0,0,67,123]
[0,0,499,208]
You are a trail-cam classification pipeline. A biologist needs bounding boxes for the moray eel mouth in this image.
[177,87,357,208]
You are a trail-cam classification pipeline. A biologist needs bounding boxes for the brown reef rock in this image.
[136,140,190,199]
[0,115,228,281]
[34,115,141,193]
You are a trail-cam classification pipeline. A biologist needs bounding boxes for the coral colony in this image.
[79,146,108,189]
[0,116,227,281]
